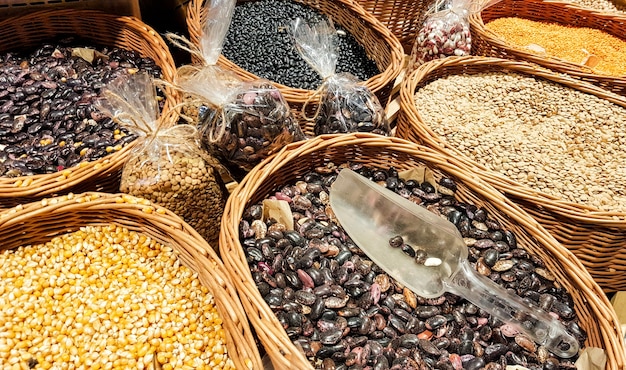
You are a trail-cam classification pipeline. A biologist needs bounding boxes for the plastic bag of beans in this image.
[293,18,389,136]
[174,0,304,177]
[409,0,473,69]
[179,67,304,176]
[96,73,227,247]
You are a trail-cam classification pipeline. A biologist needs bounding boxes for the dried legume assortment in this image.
[240,163,585,369]
[0,224,233,370]
[413,72,626,213]
[485,17,626,76]
[222,0,380,90]
[0,41,162,177]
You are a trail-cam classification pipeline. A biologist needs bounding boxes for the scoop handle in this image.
[445,261,579,358]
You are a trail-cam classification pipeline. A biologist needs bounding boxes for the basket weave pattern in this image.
[0,9,179,209]
[220,133,625,370]
[395,55,626,293]
[469,0,626,96]
[354,0,435,53]
[187,0,404,135]
[0,192,263,369]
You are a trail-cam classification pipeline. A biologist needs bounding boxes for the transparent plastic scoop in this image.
[329,169,579,358]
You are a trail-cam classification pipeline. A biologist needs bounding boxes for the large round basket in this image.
[469,0,626,96]
[0,9,179,209]
[220,133,624,370]
[0,192,263,369]
[186,0,404,135]
[395,55,626,293]
[353,0,434,53]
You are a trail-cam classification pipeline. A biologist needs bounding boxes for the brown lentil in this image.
[563,0,624,12]
[414,72,626,212]
[120,127,227,247]
[485,17,626,76]
[0,224,233,370]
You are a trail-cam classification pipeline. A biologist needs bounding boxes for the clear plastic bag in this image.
[174,0,304,176]
[96,73,227,248]
[292,18,389,136]
[409,0,472,69]
[179,67,304,174]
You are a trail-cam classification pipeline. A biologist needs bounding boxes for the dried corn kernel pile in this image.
[0,225,233,370]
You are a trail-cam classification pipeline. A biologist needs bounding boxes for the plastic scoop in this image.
[329,168,579,358]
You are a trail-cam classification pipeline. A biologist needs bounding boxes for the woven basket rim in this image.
[0,9,180,202]
[220,132,624,370]
[468,0,626,79]
[0,191,263,369]
[398,55,626,227]
[186,0,405,102]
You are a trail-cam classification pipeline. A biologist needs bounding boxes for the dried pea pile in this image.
[485,17,626,76]
[0,225,233,370]
[414,72,626,213]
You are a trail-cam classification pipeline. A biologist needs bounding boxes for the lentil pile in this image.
[485,17,626,76]
[222,0,380,90]
[563,0,624,12]
[240,163,585,370]
[414,72,626,213]
[0,224,233,370]
[0,41,162,177]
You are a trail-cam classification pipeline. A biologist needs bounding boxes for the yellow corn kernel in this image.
[0,224,231,368]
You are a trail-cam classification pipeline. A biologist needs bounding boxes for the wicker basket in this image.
[0,0,141,19]
[186,0,404,135]
[0,192,263,369]
[395,55,626,293]
[0,9,179,209]
[220,133,625,370]
[353,0,434,53]
[469,0,626,96]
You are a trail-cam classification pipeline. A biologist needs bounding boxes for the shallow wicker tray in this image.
[0,9,179,209]
[186,0,404,135]
[220,132,624,370]
[395,55,626,293]
[354,0,434,53]
[469,0,626,96]
[0,192,262,369]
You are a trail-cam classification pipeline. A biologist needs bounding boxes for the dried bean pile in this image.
[414,72,626,213]
[240,163,585,370]
[222,0,379,90]
[0,41,162,177]
[0,224,233,370]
